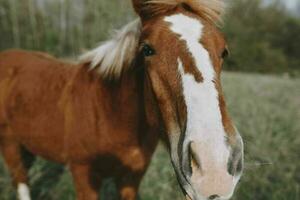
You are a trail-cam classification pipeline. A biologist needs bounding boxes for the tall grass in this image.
[0,72,299,200]
[223,73,300,200]
[142,72,300,200]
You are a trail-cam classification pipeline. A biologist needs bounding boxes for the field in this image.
[0,72,299,200]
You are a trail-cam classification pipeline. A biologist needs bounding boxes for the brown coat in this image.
[0,49,159,199]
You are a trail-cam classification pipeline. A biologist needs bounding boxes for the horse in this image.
[0,0,244,200]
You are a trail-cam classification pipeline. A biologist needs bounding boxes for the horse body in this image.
[0,1,245,200]
[0,50,73,161]
[0,49,159,199]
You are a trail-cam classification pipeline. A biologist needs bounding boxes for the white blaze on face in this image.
[164,14,230,169]
[17,183,31,200]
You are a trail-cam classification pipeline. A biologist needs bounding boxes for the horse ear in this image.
[132,0,143,16]
[132,0,149,19]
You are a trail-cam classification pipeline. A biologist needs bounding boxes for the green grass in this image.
[0,72,299,200]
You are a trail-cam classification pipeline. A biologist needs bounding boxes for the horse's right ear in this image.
[132,0,143,17]
[132,0,150,20]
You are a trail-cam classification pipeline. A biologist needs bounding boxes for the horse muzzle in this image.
[176,133,244,200]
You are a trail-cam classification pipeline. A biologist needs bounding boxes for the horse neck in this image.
[104,67,160,146]
[82,64,160,150]
[92,67,147,129]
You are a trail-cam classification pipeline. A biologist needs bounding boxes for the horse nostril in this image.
[228,152,244,176]
[208,194,220,200]
[228,140,244,176]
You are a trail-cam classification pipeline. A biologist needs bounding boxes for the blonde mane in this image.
[80,19,142,79]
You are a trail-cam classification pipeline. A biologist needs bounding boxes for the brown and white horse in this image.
[0,0,244,200]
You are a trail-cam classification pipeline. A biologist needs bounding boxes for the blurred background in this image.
[0,0,299,199]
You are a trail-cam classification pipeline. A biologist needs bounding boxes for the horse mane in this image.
[144,0,224,24]
[80,19,142,79]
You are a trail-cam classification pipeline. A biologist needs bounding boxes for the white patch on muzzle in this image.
[17,183,31,200]
[165,14,230,170]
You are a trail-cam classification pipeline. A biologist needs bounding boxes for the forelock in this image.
[142,0,225,25]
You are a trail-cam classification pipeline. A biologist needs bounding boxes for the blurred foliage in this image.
[0,0,133,57]
[223,0,300,76]
[0,0,299,75]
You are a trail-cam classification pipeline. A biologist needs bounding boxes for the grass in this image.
[0,72,299,200]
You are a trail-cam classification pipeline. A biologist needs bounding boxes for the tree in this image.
[223,0,300,74]
[8,0,20,47]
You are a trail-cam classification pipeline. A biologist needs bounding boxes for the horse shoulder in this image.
[58,64,103,161]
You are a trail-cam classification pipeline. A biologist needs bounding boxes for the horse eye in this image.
[142,44,156,57]
[221,48,229,59]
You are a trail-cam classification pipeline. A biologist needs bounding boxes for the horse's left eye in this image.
[142,44,156,57]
